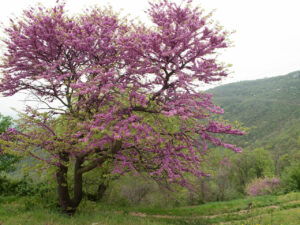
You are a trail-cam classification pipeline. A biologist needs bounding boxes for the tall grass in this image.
[1,192,300,224]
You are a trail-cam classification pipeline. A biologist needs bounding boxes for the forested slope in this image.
[209,71,300,155]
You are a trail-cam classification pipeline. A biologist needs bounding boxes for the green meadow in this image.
[1,192,300,225]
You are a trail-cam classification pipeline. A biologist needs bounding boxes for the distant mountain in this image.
[208,71,300,155]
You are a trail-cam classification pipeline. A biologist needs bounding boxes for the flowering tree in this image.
[246,177,281,196]
[0,0,244,214]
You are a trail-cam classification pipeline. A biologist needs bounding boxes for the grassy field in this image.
[1,192,300,224]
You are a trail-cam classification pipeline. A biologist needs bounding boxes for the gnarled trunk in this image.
[56,141,122,214]
[56,153,83,215]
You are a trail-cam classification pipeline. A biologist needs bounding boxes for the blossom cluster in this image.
[246,177,281,196]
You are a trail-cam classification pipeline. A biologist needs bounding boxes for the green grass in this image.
[2,192,300,224]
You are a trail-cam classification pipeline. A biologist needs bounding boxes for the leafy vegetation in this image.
[209,71,300,173]
[209,71,300,151]
[0,114,18,174]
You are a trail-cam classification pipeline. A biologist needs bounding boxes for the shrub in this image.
[282,163,300,193]
[104,174,170,207]
[245,177,280,196]
[0,176,54,197]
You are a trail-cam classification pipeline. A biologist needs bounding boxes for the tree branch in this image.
[78,140,122,174]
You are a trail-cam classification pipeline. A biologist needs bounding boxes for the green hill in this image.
[208,71,300,155]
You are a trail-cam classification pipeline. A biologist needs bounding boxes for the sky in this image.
[0,0,300,116]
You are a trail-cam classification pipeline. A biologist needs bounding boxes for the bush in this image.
[245,177,280,196]
[282,163,300,193]
[0,176,53,197]
[0,176,34,196]
[120,179,155,205]
[104,174,174,207]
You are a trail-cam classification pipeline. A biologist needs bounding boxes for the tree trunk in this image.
[56,153,84,215]
[56,141,122,214]
[97,182,107,201]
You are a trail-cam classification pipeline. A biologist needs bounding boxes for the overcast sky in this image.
[0,0,300,116]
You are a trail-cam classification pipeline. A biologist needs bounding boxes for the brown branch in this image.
[132,106,159,114]
[28,151,57,166]
[77,157,107,174]
[78,140,122,174]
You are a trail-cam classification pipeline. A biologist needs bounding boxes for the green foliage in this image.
[0,114,12,133]
[0,154,18,173]
[209,71,300,155]
[251,148,275,178]
[81,160,119,201]
[230,148,274,193]
[282,163,300,193]
[104,173,172,208]
[9,178,36,196]
[0,176,47,196]
[208,71,300,198]
[0,113,19,174]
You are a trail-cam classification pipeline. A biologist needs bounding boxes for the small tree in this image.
[230,148,274,193]
[0,114,17,174]
[0,0,244,214]
[0,114,12,134]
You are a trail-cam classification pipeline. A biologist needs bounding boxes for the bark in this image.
[97,182,107,201]
[57,163,72,214]
[56,153,84,215]
[56,140,122,215]
[72,157,84,207]
[56,140,122,214]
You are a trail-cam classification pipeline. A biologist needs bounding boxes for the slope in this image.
[208,71,300,154]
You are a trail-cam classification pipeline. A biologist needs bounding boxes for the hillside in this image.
[208,71,300,155]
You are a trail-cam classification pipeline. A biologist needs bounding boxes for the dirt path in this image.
[128,199,300,223]
[129,204,280,220]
